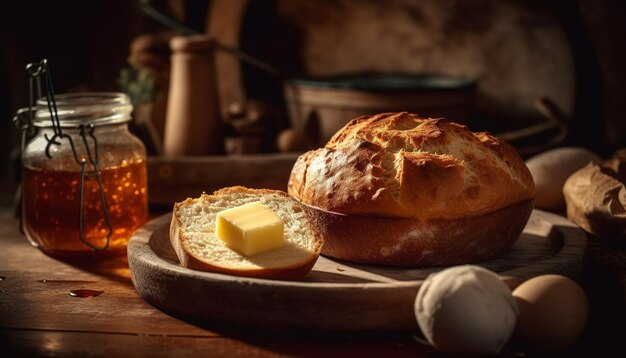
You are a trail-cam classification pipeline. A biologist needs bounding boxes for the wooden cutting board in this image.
[128,210,586,331]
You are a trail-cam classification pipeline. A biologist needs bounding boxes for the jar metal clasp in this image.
[15,59,113,251]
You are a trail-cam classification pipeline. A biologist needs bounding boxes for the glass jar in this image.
[21,93,148,257]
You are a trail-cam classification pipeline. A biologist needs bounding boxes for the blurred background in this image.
[1,0,625,196]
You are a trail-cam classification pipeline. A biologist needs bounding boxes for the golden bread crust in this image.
[289,112,535,220]
[301,199,534,266]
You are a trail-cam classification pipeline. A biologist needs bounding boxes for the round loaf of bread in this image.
[288,112,535,266]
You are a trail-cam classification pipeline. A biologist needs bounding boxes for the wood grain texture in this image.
[128,209,586,331]
[0,216,435,356]
[2,211,622,356]
[0,227,214,337]
[0,329,437,358]
[147,154,300,205]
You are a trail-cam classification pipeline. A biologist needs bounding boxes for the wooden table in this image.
[0,212,624,357]
[0,214,438,357]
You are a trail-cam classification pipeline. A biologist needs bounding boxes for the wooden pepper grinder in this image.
[163,35,224,155]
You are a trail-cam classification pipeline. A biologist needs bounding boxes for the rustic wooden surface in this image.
[129,210,586,331]
[147,154,300,206]
[0,214,438,357]
[1,210,624,356]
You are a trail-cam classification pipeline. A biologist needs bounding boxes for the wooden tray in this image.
[147,154,300,205]
[128,210,586,331]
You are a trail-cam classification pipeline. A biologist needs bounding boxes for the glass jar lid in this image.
[34,92,132,128]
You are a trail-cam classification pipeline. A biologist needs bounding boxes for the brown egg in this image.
[525,147,600,210]
[512,275,588,350]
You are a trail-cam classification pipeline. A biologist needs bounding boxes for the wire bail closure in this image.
[17,59,112,251]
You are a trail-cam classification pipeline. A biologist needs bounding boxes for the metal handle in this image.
[21,59,112,251]
[495,97,569,157]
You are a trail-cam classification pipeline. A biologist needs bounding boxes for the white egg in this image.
[513,274,588,350]
[414,265,518,355]
[525,147,601,210]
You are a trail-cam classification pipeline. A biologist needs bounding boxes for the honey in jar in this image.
[20,93,148,257]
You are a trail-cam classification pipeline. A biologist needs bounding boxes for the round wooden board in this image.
[128,210,586,331]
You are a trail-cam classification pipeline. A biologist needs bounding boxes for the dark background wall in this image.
[0,0,151,183]
[1,0,624,184]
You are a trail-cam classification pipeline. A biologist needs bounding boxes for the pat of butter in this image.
[216,201,284,256]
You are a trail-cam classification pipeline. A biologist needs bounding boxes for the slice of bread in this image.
[170,186,323,280]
